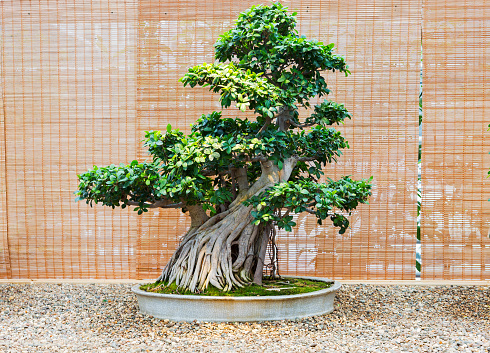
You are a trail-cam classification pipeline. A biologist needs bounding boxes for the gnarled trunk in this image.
[157,158,298,292]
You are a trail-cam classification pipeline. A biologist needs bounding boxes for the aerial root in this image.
[158,204,266,292]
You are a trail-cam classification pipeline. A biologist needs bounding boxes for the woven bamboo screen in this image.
[135,0,420,280]
[0,0,420,280]
[0,62,8,278]
[1,1,141,278]
[421,0,490,280]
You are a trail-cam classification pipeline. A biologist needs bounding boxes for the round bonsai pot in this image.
[132,276,341,322]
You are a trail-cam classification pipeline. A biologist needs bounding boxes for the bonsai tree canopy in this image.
[76,3,372,292]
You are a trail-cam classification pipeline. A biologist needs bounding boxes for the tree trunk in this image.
[157,157,298,292]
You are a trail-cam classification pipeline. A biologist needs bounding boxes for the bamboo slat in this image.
[135,0,420,280]
[0,0,422,280]
[0,18,10,277]
[422,0,490,280]
[1,0,140,279]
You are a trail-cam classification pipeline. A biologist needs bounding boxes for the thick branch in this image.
[235,167,250,192]
[187,204,210,228]
[241,155,268,163]
[276,107,292,131]
[229,157,299,209]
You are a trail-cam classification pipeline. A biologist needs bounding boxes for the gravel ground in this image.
[0,283,489,352]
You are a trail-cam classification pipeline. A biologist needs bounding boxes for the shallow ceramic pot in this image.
[132,276,341,322]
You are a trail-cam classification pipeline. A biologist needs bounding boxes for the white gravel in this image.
[0,283,489,352]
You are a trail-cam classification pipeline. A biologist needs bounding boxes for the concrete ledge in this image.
[132,276,340,322]
[0,279,489,286]
[0,279,150,284]
[339,280,490,286]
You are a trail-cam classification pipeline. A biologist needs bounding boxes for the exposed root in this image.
[158,204,265,292]
[158,157,300,292]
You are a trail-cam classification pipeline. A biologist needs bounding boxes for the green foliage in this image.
[214,2,349,111]
[76,161,165,214]
[143,119,347,174]
[293,126,349,165]
[304,100,351,127]
[192,111,261,137]
[245,177,372,234]
[76,2,372,236]
[180,63,283,119]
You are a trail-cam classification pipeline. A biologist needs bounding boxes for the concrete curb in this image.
[0,279,488,286]
[132,276,341,322]
[0,279,149,284]
[339,280,490,286]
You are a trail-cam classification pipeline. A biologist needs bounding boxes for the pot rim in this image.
[131,276,341,301]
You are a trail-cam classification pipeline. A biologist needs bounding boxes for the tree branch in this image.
[235,167,250,192]
[242,155,268,163]
[201,169,230,177]
[304,208,317,215]
[282,208,291,218]
[187,204,210,228]
[297,156,316,162]
[276,107,292,131]
[256,116,272,135]
[230,168,238,199]
[126,200,184,209]
[287,119,316,129]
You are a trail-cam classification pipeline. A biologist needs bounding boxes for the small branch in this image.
[297,156,316,162]
[302,68,320,78]
[276,208,282,218]
[287,119,315,129]
[201,169,230,177]
[283,208,291,218]
[126,200,184,209]
[256,116,272,135]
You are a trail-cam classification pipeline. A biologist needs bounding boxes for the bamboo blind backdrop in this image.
[421,0,490,280]
[0,0,486,280]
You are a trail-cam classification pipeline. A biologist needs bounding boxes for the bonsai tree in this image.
[76,3,372,292]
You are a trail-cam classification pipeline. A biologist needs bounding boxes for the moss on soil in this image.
[140,277,332,296]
